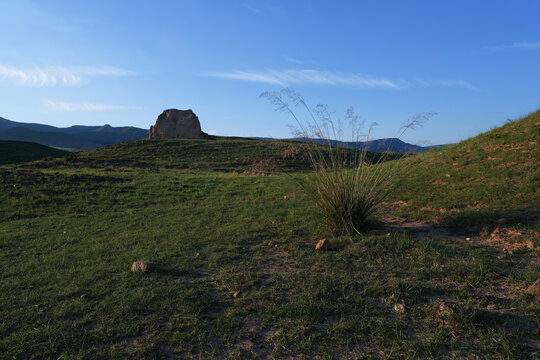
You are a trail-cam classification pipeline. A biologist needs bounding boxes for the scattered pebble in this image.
[315,238,331,251]
[526,279,540,296]
[438,301,450,314]
[131,261,154,273]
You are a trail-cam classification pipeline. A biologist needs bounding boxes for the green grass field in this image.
[1,112,538,359]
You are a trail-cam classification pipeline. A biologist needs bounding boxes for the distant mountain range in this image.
[0,116,445,153]
[254,137,446,154]
[0,117,148,151]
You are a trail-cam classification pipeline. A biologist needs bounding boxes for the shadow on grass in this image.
[453,306,538,333]
[153,264,189,279]
[441,206,540,234]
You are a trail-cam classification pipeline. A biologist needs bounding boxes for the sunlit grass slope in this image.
[388,110,540,231]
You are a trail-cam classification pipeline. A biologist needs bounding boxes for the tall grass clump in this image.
[261,88,432,235]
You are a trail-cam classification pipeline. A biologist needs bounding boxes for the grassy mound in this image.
[388,110,540,232]
[0,114,538,358]
[0,140,70,165]
[65,136,401,173]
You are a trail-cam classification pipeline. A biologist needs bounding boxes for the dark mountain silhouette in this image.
[254,137,446,153]
[0,127,102,150]
[0,117,148,151]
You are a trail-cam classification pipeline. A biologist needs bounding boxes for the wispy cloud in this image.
[487,41,540,51]
[243,3,261,13]
[283,56,304,64]
[415,78,479,91]
[44,100,143,112]
[205,69,407,89]
[0,65,134,86]
[436,79,479,91]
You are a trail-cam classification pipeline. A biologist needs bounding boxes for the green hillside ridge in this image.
[387,109,540,231]
[0,140,70,165]
[0,111,538,358]
[65,136,403,172]
[0,117,148,151]
[0,127,103,150]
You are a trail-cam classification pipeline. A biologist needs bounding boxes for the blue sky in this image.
[0,0,539,144]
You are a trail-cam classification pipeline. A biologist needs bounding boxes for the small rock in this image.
[466,237,471,241]
[496,218,507,224]
[315,238,331,251]
[393,303,405,313]
[438,301,450,314]
[131,261,154,273]
[526,279,540,296]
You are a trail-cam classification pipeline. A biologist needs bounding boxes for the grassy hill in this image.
[0,112,538,358]
[256,137,445,153]
[0,140,70,165]
[387,110,540,231]
[0,116,148,151]
[64,136,405,172]
[0,127,104,150]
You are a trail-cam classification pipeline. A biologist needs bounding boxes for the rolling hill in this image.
[0,116,148,151]
[1,116,442,153]
[0,140,70,165]
[0,127,103,151]
[255,136,446,153]
[387,109,540,231]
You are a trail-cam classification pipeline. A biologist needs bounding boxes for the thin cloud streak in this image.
[415,78,479,91]
[0,65,134,86]
[44,100,144,112]
[243,3,261,13]
[283,56,304,64]
[436,80,479,91]
[206,69,407,89]
[487,41,540,51]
